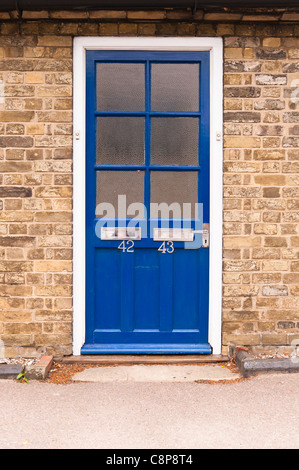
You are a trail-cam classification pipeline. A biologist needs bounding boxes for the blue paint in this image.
[82,50,211,355]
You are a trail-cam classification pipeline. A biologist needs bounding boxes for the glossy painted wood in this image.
[83,50,211,354]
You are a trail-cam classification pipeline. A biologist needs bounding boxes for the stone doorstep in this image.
[5,351,299,380]
[72,363,241,383]
[24,355,54,381]
[0,355,228,381]
[235,348,299,378]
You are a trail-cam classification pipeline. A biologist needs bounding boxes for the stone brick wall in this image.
[0,8,298,357]
[222,25,299,356]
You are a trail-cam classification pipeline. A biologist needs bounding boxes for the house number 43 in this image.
[158,241,174,254]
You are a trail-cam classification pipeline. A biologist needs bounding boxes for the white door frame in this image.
[72,36,223,355]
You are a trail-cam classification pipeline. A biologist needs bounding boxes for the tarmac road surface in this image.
[1,373,299,449]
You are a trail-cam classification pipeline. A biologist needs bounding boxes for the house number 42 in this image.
[118,240,134,252]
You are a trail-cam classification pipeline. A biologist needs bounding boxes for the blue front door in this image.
[82,50,211,354]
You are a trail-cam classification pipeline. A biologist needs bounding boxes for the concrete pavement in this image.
[1,373,299,448]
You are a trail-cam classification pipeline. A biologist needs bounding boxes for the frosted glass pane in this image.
[150,171,198,218]
[151,118,198,166]
[96,171,145,218]
[97,63,145,111]
[151,63,199,112]
[97,117,145,165]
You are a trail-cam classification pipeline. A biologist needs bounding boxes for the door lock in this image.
[153,225,209,248]
[193,223,209,248]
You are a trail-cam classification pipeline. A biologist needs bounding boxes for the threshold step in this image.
[61,354,228,365]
